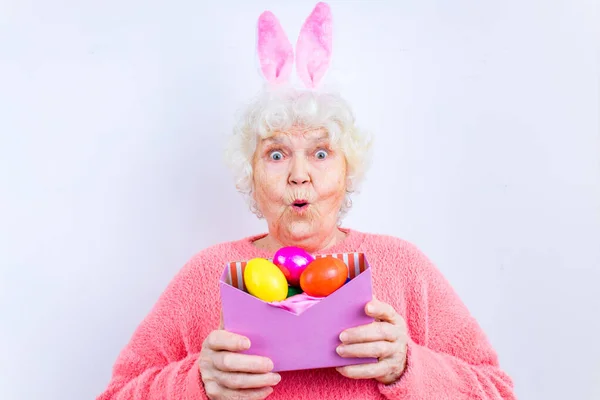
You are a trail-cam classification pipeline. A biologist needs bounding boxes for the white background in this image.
[1,1,599,399]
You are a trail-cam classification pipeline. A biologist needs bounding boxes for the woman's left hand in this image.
[335,298,409,385]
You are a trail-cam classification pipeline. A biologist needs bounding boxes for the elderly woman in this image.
[97,86,515,400]
[97,4,515,400]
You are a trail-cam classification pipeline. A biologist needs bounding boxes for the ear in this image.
[295,2,333,89]
[257,11,294,84]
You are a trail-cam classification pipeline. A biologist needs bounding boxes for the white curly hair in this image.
[224,86,373,223]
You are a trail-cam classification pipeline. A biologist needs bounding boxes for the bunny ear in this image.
[257,11,294,84]
[295,2,333,89]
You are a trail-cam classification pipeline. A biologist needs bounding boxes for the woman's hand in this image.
[335,298,409,385]
[199,329,281,399]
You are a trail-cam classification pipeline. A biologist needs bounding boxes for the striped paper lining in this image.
[225,253,366,292]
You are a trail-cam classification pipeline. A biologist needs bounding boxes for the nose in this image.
[288,155,310,185]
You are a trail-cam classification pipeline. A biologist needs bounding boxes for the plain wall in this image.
[1,0,599,399]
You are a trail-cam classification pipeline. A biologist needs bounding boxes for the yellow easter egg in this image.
[244,258,288,302]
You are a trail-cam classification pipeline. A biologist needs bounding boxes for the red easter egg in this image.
[300,256,348,297]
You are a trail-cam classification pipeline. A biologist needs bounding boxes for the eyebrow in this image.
[262,136,286,145]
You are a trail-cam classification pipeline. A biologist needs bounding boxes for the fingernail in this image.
[339,332,347,342]
[241,338,250,348]
[336,346,344,355]
[366,304,374,313]
[273,373,281,384]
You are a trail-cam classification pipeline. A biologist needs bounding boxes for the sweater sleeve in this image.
[96,255,214,400]
[378,244,516,400]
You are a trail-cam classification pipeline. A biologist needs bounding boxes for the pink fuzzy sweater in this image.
[97,229,516,399]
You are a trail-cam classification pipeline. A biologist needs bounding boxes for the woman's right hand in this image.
[199,329,281,400]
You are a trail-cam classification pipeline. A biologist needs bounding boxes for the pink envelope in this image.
[219,252,377,372]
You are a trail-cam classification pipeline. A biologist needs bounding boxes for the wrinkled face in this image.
[252,127,347,242]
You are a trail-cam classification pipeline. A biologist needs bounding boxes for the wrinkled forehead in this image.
[260,126,331,145]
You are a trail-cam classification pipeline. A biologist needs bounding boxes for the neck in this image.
[255,228,346,253]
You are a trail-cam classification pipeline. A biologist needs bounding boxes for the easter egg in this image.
[243,258,288,302]
[273,246,315,286]
[300,256,348,297]
[286,285,303,298]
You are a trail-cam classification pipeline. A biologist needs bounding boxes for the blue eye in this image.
[316,150,328,159]
[270,151,283,161]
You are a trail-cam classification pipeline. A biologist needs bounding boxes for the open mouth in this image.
[292,200,309,209]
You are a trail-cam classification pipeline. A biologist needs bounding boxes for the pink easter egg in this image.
[273,246,315,286]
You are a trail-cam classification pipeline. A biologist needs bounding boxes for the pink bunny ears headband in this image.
[257,2,332,89]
